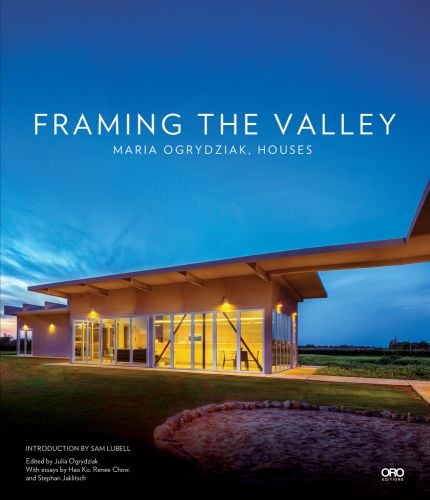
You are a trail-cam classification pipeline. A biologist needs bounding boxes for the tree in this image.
[0,333,16,351]
[388,337,398,349]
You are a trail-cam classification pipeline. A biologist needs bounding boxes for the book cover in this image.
[1,1,429,497]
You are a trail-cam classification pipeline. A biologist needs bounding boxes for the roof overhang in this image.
[4,304,69,317]
[25,181,430,302]
[407,181,430,238]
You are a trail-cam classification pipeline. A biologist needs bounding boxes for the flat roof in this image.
[26,181,430,302]
[4,302,69,317]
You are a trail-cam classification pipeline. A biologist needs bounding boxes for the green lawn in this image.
[2,357,429,438]
[299,354,430,380]
[2,357,429,493]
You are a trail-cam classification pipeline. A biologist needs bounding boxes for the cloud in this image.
[0,202,168,317]
[2,203,429,346]
[1,204,94,313]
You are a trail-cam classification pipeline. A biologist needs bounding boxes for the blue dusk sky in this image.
[1,0,429,345]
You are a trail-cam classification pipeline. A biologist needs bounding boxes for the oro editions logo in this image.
[381,467,405,482]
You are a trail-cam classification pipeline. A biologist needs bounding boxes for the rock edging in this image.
[153,400,430,460]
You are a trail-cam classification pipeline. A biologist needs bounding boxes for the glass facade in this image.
[88,320,100,363]
[25,330,33,355]
[17,328,33,355]
[102,318,115,364]
[73,309,264,372]
[73,316,148,365]
[154,315,171,367]
[173,313,191,369]
[216,311,237,370]
[116,318,131,363]
[73,321,85,361]
[291,313,298,368]
[240,310,264,372]
[272,311,292,372]
[132,317,148,365]
[194,313,213,369]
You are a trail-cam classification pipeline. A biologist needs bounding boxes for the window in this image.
[194,313,213,369]
[101,318,115,364]
[72,310,264,372]
[132,317,148,365]
[154,315,171,367]
[240,310,263,372]
[87,320,100,363]
[216,311,238,370]
[173,313,191,368]
[272,311,291,372]
[18,328,33,356]
[116,318,130,363]
[73,321,85,361]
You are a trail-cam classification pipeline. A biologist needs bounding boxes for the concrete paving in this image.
[276,371,410,385]
[273,366,430,403]
[44,361,430,404]
[408,381,430,404]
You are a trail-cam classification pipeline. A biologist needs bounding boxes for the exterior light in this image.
[88,308,98,319]
[48,323,56,333]
[220,296,233,312]
[276,301,283,313]
[23,324,29,331]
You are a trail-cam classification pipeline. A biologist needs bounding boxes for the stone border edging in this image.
[154,400,430,460]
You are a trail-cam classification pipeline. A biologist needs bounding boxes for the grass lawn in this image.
[2,357,429,493]
[299,354,430,380]
[2,356,429,436]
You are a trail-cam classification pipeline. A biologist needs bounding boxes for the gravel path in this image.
[173,409,430,483]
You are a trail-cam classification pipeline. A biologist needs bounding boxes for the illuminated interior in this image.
[73,320,85,361]
[240,310,264,372]
[102,318,115,363]
[88,320,100,362]
[154,315,171,367]
[73,317,148,366]
[272,311,292,372]
[73,309,264,372]
[154,310,263,372]
[216,311,237,370]
[115,318,130,363]
[132,317,147,364]
[194,313,213,369]
[173,313,191,368]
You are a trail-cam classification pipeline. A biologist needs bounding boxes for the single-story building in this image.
[4,183,429,374]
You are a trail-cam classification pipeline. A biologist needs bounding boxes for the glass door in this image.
[239,310,263,372]
[116,318,131,364]
[26,329,33,355]
[73,321,85,361]
[132,317,148,365]
[194,313,213,370]
[173,313,191,369]
[154,315,171,367]
[102,319,115,364]
[88,320,100,363]
[216,312,237,370]
[17,329,33,355]
[18,329,25,355]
